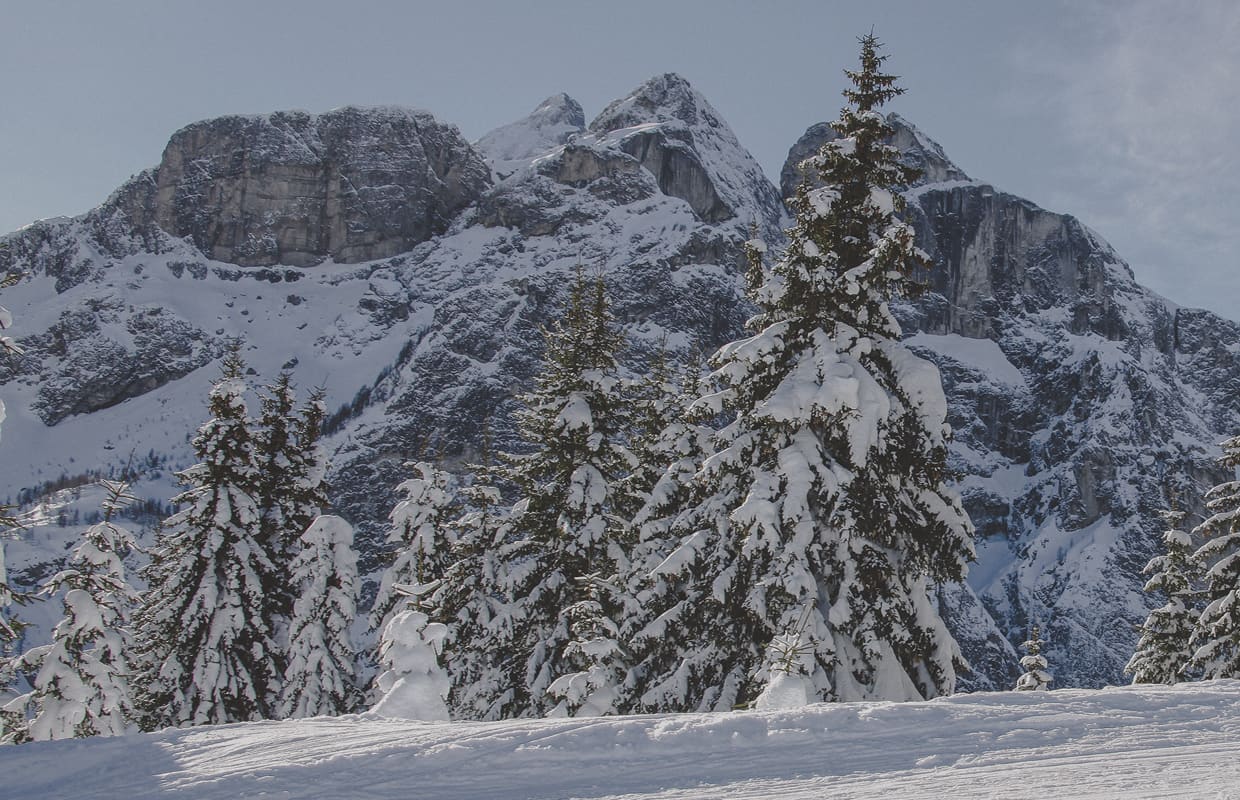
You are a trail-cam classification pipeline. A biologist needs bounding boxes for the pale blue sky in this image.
[3,1,1237,318]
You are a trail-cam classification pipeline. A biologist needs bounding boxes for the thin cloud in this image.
[1011,1,1240,313]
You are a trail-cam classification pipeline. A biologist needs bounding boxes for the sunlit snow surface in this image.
[3,681,1239,799]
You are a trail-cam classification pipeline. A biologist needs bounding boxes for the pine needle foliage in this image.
[132,353,280,727]
[453,270,632,718]
[1190,434,1240,678]
[3,481,141,742]
[628,34,974,712]
[1126,509,1201,684]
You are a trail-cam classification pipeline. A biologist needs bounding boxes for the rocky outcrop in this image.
[125,107,490,267]
[588,73,785,235]
[29,301,216,425]
[781,113,970,198]
[611,127,732,223]
[884,175,1225,688]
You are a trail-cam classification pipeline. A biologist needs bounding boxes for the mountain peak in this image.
[532,93,586,128]
[886,113,969,185]
[475,93,586,175]
[575,73,783,234]
[780,113,969,199]
[589,72,710,133]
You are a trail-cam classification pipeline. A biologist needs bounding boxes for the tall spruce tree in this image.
[617,343,678,521]
[132,351,280,727]
[0,289,26,662]
[1126,509,1201,684]
[4,481,141,742]
[454,271,632,718]
[279,515,360,718]
[369,461,458,645]
[289,387,331,542]
[255,373,299,563]
[628,35,974,712]
[432,445,511,720]
[1190,434,1240,678]
[253,376,330,632]
[618,355,712,707]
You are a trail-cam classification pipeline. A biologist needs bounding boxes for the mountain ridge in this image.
[1,73,1237,690]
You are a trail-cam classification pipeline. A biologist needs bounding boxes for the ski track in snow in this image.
[3,681,1240,799]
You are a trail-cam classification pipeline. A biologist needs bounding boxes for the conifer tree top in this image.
[759,32,924,341]
[841,33,904,115]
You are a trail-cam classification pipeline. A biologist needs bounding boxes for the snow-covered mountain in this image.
[1,72,1236,690]
[3,680,1239,798]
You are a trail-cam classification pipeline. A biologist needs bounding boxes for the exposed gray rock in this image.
[475,174,595,237]
[781,113,970,199]
[0,218,92,294]
[22,299,217,425]
[613,127,732,223]
[546,144,643,187]
[590,73,785,236]
[126,107,491,267]
[892,178,1228,687]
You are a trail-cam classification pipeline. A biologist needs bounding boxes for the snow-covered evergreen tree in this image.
[0,288,27,654]
[0,291,26,739]
[628,35,974,712]
[369,462,457,643]
[292,387,331,531]
[255,372,299,559]
[0,538,27,663]
[280,515,360,719]
[1190,434,1240,678]
[1015,625,1053,691]
[253,376,330,635]
[0,537,32,741]
[1126,509,1201,684]
[617,344,679,520]
[545,583,628,718]
[131,351,280,727]
[371,585,450,721]
[3,481,141,742]
[454,271,632,718]
[572,347,705,717]
[618,357,712,706]
[432,455,510,720]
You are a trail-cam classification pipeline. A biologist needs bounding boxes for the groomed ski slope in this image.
[3,681,1239,799]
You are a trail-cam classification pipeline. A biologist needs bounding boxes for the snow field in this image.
[2,681,1239,799]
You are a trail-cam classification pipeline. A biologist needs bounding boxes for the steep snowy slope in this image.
[2,75,1239,691]
[2,681,1239,799]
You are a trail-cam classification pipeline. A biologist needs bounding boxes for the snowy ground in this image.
[3,681,1240,799]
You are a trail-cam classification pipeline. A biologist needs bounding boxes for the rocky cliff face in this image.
[120,107,491,267]
[901,178,1231,688]
[2,75,1237,691]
